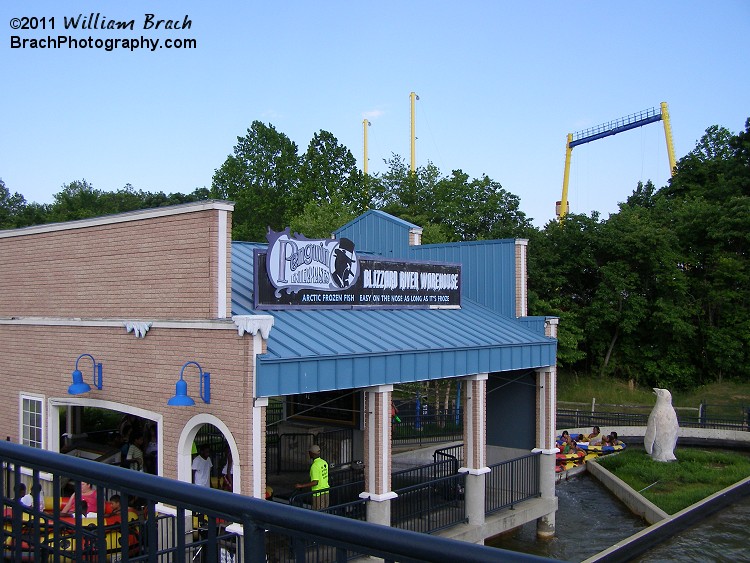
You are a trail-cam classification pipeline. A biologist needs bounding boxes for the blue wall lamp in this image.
[167,361,211,406]
[67,353,103,395]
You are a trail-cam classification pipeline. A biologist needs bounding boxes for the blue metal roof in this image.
[408,239,518,317]
[232,242,556,397]
[334,210,420,257]
[334,210,522,317]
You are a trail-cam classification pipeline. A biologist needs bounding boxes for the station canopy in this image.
[232,242,556,398]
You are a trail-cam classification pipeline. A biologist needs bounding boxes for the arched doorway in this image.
[176,414,241,494]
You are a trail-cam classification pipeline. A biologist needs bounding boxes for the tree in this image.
[589,203,695,387]
[298,130,368,214]
[46,181,196,223]
[0,179,27,229]
[658,121,750,384]
[372,156,532,243]
[432,171,533,240]
[527,212,602,373]
[289,197,358,240]
[212,121,300,241]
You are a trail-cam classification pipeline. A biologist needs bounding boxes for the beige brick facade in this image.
[0,201,268,499]
[0,204,232,320]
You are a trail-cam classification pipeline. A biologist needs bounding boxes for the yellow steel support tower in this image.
[363,119,371,175]
[558,102,677,219]
[410,92,419,173]
[558,133,573,219]
[660,102,677,174]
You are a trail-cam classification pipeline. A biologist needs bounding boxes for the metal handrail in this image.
[2,441,550,562]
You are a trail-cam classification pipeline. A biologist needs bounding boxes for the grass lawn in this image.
[595,447,750,515]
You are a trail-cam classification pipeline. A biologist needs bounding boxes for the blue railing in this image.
[570,106,661,147]
[1,441,551,562]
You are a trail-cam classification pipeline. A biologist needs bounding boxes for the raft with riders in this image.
[555,426,626,472]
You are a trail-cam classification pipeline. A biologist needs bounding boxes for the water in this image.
[635,495,750,563]
[488,473,647,561]
[489,473,750,562]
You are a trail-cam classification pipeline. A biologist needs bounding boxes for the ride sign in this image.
[255,228,461,309]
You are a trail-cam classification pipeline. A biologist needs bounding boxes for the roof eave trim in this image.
[0,200,235,238]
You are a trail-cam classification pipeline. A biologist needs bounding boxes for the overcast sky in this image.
[3,1,748,226]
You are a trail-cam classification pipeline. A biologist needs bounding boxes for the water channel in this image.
[488,473,647,561]
[488,473,749,562]
[634,495,750,563]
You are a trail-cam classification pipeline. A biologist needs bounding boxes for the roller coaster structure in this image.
[557,102,676,218]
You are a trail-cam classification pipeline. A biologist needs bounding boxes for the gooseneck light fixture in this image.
[167,361,211,406]
[67,354,103,395]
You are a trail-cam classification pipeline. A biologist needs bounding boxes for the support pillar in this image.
[234,315,274,500]
[359,385,397,527]
[252,397,267,499]
[533,318,559,538]
[458,373,490,527]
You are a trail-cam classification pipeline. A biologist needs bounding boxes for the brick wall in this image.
[0,208,230,320]
[0,322,253,485]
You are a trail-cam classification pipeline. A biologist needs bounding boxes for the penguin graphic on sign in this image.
[331,238,357,288]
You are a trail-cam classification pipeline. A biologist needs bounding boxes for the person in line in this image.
[144,427,158,474]
[192,444,213,487]
[295,444,329,510]
[126,431,146,472]
[391,401,401,423]
[61,481,97,515]
[104,494,123,519]
[20,483,45,510]
[15,483,27,504]
[72,500,89,516]
[221,446,234,491]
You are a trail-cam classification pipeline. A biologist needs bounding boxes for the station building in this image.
[0,200,559,542]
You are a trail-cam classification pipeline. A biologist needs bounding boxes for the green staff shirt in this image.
[310,457,329,493]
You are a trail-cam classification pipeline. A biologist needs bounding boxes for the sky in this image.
[2,1,749,227]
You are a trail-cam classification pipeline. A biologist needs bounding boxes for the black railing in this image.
[392,472,467,534]
[392,411,464,447]
[317,428,354,467]
[289,480,368,522]
[392,459,458,489]
[557,408,749,431]
[486,452,541,515]
[433,444,464,465]
[270,429,355,475]
[0,442,550,562]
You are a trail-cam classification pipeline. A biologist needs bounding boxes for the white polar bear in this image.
[644,388,679,462]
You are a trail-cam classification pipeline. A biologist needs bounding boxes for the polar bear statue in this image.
[644,388,679,462]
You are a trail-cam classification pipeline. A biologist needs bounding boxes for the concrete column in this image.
[359,385,397,527]
[458,373,490,526]
[533,365,558,539]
